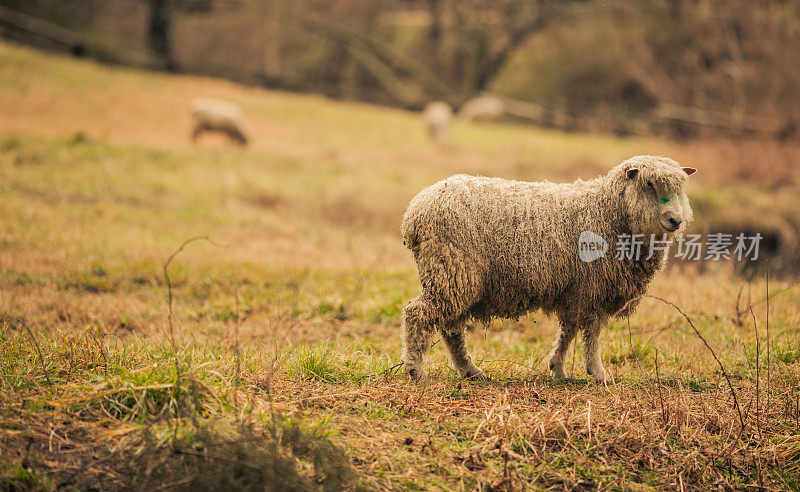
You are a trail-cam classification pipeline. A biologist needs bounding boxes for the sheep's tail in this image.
[401,226,419,253]
[400,212,422,254]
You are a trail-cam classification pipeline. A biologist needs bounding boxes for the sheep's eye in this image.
[659,195,670,205]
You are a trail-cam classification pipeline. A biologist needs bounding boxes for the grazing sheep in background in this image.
[191,97,250,145]
[457,95,505,122]
[400,156,696,382]
[424,101,453,144]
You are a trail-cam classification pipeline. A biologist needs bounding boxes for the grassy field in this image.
[1,41,799,490]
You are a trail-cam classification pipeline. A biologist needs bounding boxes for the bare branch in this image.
[22,322,53,388]
[645,295,746,431]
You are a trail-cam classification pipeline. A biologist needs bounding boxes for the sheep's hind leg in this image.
[191,124,204,144]
[401,295,437,380]
[547,318,578,380]
[441,319,487,380]
[583,318,609,382]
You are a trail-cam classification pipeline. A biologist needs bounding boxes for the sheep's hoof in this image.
[463,367,489,381]
[550,365,567,380]
[588,367,611,383]
[407,367,427,381]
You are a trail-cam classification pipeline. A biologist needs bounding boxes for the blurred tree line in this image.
[1,0,799,139]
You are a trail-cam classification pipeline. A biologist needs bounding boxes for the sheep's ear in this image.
[682,167,697,176]
[626,168,639,180]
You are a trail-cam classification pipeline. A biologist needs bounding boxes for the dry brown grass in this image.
[265,369,800,490]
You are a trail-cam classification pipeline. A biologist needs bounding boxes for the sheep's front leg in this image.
[547,319,578,379]
[441,320,487,380]
[582,318,609,382]
[401,296,436,380]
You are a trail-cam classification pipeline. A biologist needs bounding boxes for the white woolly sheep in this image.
[400,156,696,382]
[191,97,250,145]
[424,101,453,144]
[457,95,505,122]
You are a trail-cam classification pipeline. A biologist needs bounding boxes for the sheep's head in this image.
[617,155,696,237]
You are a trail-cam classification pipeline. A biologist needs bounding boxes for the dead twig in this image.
[765,261,770,412]
[22,322,53,388]
[164,235,226,349]
[749,307,763,488]
[645,295,746,431]
[340,236,385,320]
[359,361,403,381]
[734,267,798,313]
[750,307,760,438]
[654,349,667,425]
[162,235,226,446]
[233,290,241,414]
[733,285,745,327]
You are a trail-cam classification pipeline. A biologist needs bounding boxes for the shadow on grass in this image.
[135,422,361,491]
[0,415,364,492]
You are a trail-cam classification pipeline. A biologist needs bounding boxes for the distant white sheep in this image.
[400,156,696,382]
[457,95,505,122]
[423,101,453,144]
[191,97,250,145]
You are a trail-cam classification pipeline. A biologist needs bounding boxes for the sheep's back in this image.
[402,174,614,316]
[191,98,245,128]
[403,175,587,247]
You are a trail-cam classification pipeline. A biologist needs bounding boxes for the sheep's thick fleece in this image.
[191,97,249,145]
[400,155,695,381]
